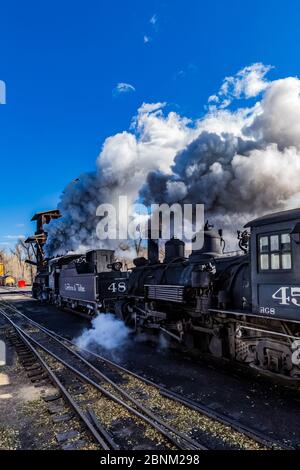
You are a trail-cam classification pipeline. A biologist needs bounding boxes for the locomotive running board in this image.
[209,308,300,325]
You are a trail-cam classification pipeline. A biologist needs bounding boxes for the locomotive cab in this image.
[246,208,300,321]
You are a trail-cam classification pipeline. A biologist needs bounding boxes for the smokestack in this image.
[164,237,185,263]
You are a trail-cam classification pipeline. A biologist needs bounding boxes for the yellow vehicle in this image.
[0,260,16,286]
[3,275,16,287]
[0,275,16,287]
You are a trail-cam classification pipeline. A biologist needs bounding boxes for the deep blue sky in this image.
[1,0,300,247]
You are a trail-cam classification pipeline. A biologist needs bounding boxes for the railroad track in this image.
[0,286,33,297]
[0,300,206,450]
[0,297,292,450]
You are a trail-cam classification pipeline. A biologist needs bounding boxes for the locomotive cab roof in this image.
[49,254,82,266]
[245,208,300,228]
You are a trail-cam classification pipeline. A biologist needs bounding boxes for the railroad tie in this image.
[22,360,37,367]
[47,400,66,415]
[52,413,74,424]
[62,439,87,451]
[27,368,44,378]
[41,392,62,402]
[24,364,41,371]
[30,372,48,383]
[34,379,51,388]
[56,430,81,444]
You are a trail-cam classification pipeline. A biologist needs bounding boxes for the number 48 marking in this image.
[108,282,126,293]
[272,287,300,307]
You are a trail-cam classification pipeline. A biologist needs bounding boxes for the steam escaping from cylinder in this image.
[75,313,130,350]
[45,64,300,256]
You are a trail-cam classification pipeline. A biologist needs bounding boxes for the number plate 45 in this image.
[272,287,300,307]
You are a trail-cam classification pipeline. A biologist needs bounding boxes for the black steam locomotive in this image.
[30,207,300,380]
[120,208,300,380]
[32,249,128,315]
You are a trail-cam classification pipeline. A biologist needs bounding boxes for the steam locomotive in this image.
[32,249,128,315]
[30,207,300,380]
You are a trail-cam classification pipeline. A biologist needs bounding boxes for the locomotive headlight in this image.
[110,262,122,271]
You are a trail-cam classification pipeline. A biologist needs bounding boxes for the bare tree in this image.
[19,239,35,284]
[9,239,36,284]
[10,242,25,278]
[0,249,5,263]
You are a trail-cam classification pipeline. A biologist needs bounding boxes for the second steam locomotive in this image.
[27,208,300,380]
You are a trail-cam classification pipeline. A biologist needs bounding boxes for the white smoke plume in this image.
[75,313,130,350]
[141,67,300,229]
[46,63,300,256]
[45,102,194,256]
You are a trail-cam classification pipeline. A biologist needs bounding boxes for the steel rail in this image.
[65,333,293,450]
[0,286,33,297]
[0,303,205,450]
[0,297,290,450]
[1,310,111,449]
[159,390,293,450]
[0,298,206,449]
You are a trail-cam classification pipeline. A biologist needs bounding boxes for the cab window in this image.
[258,233,292,271]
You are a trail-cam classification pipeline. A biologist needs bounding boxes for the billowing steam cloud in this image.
[75,313,130,350]
[142,72,300,227]
[46,63,300,256]
[45,102,193,256]
[141,135,300,215]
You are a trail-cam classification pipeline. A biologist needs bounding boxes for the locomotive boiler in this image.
[121,208,300,380]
